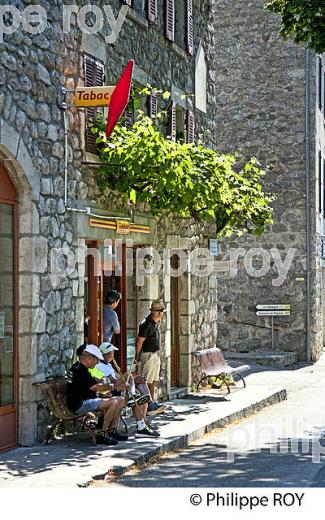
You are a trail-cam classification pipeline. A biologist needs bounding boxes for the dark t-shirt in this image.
[138,316,160,353]
[66,361,97,413]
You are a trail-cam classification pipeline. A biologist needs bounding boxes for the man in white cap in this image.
[66,344,128,445]
[135,300,167,416]
[96,342,160,438]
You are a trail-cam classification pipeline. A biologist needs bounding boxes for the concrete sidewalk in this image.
[0,374,286,488]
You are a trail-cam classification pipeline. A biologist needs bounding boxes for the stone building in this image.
[213,0,324,365]
[0,0,219,450]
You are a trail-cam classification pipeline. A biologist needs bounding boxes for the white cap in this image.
[84,344,104,361]
[99,342,119,354]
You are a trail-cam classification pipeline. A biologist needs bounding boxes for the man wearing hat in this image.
[135,300,167,416]
[66,344,128,445]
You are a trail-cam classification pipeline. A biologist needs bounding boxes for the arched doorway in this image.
[0,162,18,451]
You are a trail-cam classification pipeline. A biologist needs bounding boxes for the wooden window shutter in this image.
[165,0,175,41]
[148,0,157,24]
[186,0,194,56]
[148,91,158,122]
[168,101,176,141]
[186,109,195,143]
[124,100,134,128]
[84,54,104,154]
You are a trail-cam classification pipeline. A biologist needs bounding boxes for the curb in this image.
[86,387,287,485]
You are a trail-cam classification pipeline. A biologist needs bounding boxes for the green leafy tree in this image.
[265,0,325,53]
[93,92,274,238]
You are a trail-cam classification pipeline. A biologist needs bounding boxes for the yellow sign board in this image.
[89,218,150,235]
[116,220,130,235]
[75,86,115,107]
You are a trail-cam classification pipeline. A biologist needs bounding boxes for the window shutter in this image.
[148,91,158,122]
[186,109,195,143]
[168,101,176,141]
[124,100,134,128]
[84,54,104,154]
[165,0,175,41]
[186,0,194,55]
[148,0,157,24]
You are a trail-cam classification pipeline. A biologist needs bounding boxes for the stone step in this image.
[223,350,297,367]
[168,386,188,400]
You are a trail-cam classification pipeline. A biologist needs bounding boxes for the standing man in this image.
[135,300,167,416]
[103,289,121,342]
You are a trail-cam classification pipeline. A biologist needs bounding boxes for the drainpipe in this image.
[305,47,312,362]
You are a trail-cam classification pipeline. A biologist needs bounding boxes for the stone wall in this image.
[209,0,321,361]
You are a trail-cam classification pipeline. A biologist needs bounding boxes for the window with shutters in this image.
[167,1,193,55]
[167,103,190,143]
[83,53,105,154]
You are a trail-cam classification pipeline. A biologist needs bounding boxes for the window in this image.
[167,102,195,143]
[121,0,157,23]
[83,53,105,154]
[133,0,144,15]
[175,0,185,49]
[165,0,193,55]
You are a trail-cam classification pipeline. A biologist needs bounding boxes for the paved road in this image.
[107,358,325,488]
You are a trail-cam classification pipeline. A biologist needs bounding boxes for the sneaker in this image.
[96,434,118,446]
[108,430,129,442]
[147,401,167,416]
[136,427,160,438]
[127,394,150,407]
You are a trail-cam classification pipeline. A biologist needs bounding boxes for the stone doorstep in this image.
[223,350,298,367]
[168,386,188,400]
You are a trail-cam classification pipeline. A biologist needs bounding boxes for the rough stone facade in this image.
[0,0,219,445]
[209,0,323,362]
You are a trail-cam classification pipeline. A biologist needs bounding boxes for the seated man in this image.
[67,344,129,446]
[97,342,160,438]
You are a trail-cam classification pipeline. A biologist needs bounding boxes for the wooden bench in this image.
[194,347,250,393]
[38,378,103,445]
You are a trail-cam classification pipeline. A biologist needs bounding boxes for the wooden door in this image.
[86,242,127,371]
[170,254,180,386]
[0,163,18,452]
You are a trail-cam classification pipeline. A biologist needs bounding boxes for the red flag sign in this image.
[105,60,134,138]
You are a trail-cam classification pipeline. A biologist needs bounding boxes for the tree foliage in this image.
[265,0,325,53]
[93,102,274,238]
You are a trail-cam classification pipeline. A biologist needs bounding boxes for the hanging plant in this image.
[92,89,274,237]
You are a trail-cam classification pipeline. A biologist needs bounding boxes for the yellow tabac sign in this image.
[75,86,115,107]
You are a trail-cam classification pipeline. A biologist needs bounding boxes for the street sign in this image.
[256,304,290,310]
[75,86,115,107]
[256,310,291,316]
